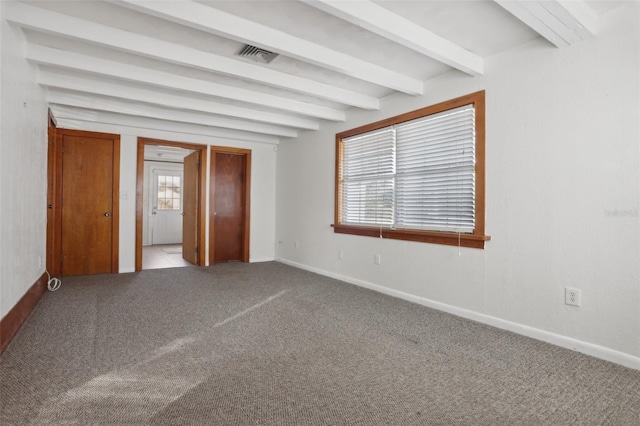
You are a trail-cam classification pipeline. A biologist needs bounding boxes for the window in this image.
[157,175,181,210]
[334,91,490,248]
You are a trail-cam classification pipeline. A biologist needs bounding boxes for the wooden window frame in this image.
[333,91,490,249]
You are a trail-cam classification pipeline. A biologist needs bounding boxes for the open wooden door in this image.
[182,151,199,265]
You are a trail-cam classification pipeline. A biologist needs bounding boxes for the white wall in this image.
[0,12,48,319]
[59,123,278,273]
[276,4,640,367]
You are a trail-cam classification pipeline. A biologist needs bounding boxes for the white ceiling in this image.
[5,0,625,144]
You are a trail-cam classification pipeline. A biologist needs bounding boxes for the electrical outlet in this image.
[374,254,381,265]
[294,241,299,249]
[338,250,344,260]
[565,287,581,307]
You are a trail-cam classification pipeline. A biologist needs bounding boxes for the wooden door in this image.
[211,151,249,263]
[182,151,199,264]
[46,112,57,275]
[59,131,119,276]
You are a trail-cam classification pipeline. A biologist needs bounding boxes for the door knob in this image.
[104,212,111,217]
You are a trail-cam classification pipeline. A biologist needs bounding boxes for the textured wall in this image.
[0,14,48,319]
[276,4,640,363]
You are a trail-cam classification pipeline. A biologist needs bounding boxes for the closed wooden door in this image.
[212,152,247,263]
[60,132,119,276]
[182,151,199,264]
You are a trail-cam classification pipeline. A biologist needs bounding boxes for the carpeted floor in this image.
[1,262,639,425]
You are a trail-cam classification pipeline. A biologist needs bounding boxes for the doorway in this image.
[142,145,191,269]
[136,138,207,271]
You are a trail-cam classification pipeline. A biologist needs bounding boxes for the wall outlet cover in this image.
[565,287,581,307]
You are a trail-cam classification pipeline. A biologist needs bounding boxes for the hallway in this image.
[142,244,193,270]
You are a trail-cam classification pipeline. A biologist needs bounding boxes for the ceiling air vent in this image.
[236,44,279,64]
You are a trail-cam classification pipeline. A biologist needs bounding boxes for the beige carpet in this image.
[1,262,639,425]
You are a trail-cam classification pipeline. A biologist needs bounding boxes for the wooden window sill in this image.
[331,224,491,249]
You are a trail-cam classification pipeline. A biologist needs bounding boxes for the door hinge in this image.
[195,247,198,256]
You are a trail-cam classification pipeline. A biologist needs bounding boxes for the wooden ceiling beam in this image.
[495,0,598,48]
[39,72,320,131]
[47,91,299,138]
[111,0,423,95]
[302,0,483,76]
[27,45,346,122]
[6,2,377,110]
[52,108,280,145]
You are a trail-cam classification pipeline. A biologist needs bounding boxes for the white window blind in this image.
[395,105,476,233]
[341,128,395,226]
[340,104,476,233]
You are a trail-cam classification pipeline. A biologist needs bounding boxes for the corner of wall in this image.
[0,14,48,318]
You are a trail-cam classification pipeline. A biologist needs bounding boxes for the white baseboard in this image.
[278,258,422,304]
[277,257,640,371]
[250,256,276,263]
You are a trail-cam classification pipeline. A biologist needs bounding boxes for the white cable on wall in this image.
[45,270,62,291]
